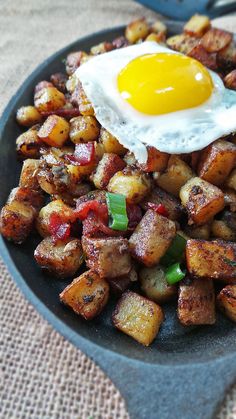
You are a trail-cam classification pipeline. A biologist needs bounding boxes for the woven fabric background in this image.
[0,1,236,418]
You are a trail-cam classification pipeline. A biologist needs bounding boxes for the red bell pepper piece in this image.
[49,213,71,241]
[147,202,169,218]
[65,142,95,166]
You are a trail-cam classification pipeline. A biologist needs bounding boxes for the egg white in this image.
[75,41,236,163]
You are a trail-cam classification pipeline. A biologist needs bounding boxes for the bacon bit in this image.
[147,202,169,218]
[188,44,217,70]
[34,80,54,94]
[65,142,95,166]
[49,213,71,241]
[126,204,142,229]
[41,108,81,119]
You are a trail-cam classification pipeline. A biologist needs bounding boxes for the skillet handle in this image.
[92,349,236,419]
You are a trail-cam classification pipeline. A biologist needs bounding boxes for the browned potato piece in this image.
[34,86,66,112]
[19,159,41,190]
[60,270,109,320]
[112,291,164,346]
[166,34,199,54]
[141,186,183,221]
[211,220,236,241]
[36,199,74,237]
[217,285,236,322]
[224,70,236,90]
[70,81,94,116]
[129,210,176,267]
[146,33,165,43]
[149,20,167,41]
[125,18,149,44]
[16,106,42,127]
[91,153,125,189]
[155,155,194,197]
[197,140,236,186]
[16,126,41,159]
[217,42,236,70]
[8,186,44,210]
[34,236,83,278]
[69,116,100,143]
[225,169,236,191]
[140,265,177,304]
[0,201,36,243]
[107,168,151,204]
[184,223,211,240]
[82,236,131,278]
[38,115,70,147]
[184,14,211,37]
[90,42,113,55]
[99,128,127,156]
[201,28,232,53]
[186,239,236,282]
[180,177,225,225]
[138,146,169,173]
[178,277,215,326]
[188,44,217,70]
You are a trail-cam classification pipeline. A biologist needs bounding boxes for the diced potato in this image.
[150,20,167,38]
[0,201,36,243]
[19,159,41,190]
[16,126,41,159]
[186,239,236,282]
[166,34,199,54]
[197,140,236,186]
[112,291,164,346]
[225,169,236,191]
[90,41,113,55]
[34,80,54,93]
[140,265,177,304]
[69,115,100,143]
[224,70,236,90]
[38,115,70,147]
[34,86,66,112]
[201,28,232,53]
[184,223,211,240]
[67,161,96,181]
[99,128,127,156]
[37,166,56,195]
[178,277,215,326]
[146,33,165,43]
[39,145,74,166]
[16,106,42,127]
[36,199,74,237]
[65,51,87,75]
[211,220,236,241]
[52,183,92,207]
[184,14,211,37]
[108,267,137,295]
[82,236,131,278]
[138,146,169,173]
[60,270,109,320]
[34,236,83,278]
[141,186,183,221]
[217,285,236,322]
[91,153,125,189]
[107,168,151,204]
[188,44,217,70]
[155,155,194,197]
[125,18,149,44]
[129,209,176,267]
[70,81,94,116]
[180,177,225,225]
[7,186,44,210]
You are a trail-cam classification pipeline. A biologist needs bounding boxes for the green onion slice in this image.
[161,233,187,266]
[166,262,186,285]
[106,192,128,231]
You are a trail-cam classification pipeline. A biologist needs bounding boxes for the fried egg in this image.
[75,41,236,163]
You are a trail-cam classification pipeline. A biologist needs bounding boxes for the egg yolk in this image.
[117,53,214,115]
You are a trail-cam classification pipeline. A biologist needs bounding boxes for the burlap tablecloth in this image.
[0,1,236,417]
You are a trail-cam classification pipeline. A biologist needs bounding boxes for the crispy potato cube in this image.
[198,140,236,186]
[225,168,236,190]
[107,168,151,204]
[66,162,96,181]
[113,291,164,346]
[166,34,199,54]
[82,236,131,278]
[150,20,167,37]
[184,14,211,37]
[138,146,169,173]
[129,209,176,267]
[70,81,94,116]
[8,186,44,210]
[125,18,149,44]
[99,128,127,156]
[91,153,125,189]
[60,270,109,320]
[34,86,66,112]
[201,28,232,53]
[38,115,70,147]
[211,220,236,241]
[146,32,165,43]
[140,265,177,304]
[0,201,36,243]
[69,115,100,144]
[35,80,54,93]
[224,70,236,90]
[16,126,41,159]
[36,199,74,237]
[19,159,41,190]
[90,41,113,55]
[16,106,42,127]
[141,186,183,221]
[34,236,83,278]
[155,155,194,197]
[184,223,210,240]
[180,177,225,225]
[217,285,236,322]
[178,277,215,326]
[188,44,217,70]
[186,239,236,281]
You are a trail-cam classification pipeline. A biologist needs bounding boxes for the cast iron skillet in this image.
[1,20,236,419]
